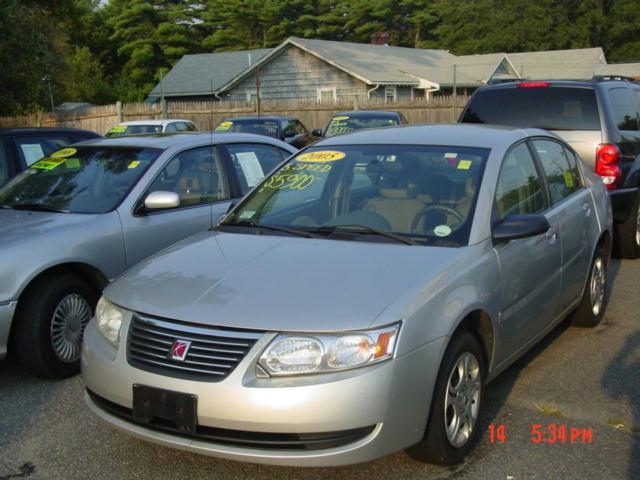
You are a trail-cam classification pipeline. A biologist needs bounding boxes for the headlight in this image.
[95,296,126,347]
[258,324,399,377]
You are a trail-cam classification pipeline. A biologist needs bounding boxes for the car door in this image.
[0,139,15,187]
[531,138,594,311]
[494,142,562,353]
[119,145,232,267]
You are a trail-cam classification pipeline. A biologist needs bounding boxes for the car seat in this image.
[361,172,424,232]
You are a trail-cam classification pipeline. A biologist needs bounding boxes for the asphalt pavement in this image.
[1,258,639,480]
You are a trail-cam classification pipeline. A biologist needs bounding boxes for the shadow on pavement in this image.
[601,330,640,479]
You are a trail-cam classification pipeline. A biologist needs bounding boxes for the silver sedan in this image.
[0,133,297,378]
[82,124,612,466]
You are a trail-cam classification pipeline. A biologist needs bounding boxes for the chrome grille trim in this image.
[127,313,263,382]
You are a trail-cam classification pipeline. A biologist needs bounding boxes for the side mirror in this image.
[311,128,323,137]
[492,214,550,242]
[144,191,180,210]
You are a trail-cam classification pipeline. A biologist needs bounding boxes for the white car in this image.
[105,119,198,137]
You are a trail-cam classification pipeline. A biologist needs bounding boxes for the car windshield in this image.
[325,115,399,137]
[222,145,489,246]
[0,146,161,214]
[461,86,601,131]
[215,120,279,138]
[106,124,164,137]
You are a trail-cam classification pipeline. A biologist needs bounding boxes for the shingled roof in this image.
[148,48,272,98]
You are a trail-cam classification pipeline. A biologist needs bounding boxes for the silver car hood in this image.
[106,231,465,332]
[0,209,92,245]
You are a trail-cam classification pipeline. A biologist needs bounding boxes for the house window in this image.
[317,88,337,102]
[385,85,397,102]
[246,90,258,103]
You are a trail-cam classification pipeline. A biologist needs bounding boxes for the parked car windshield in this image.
[223,145,488,246]
[0,146,161,214]
[460,86,601,131]
[325,115,399,137]
[106,124,164,137]
[215,120,279,138]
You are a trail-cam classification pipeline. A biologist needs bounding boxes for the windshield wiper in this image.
[309,224,416,245]
[10,203,69,213]
[218,220,313,238]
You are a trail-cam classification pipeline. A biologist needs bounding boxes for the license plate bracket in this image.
[132,384,197,434]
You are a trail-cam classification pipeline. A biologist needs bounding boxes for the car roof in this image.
[73,132,297,150]
[332,110,400,118]
[314,124,548,149]
[221,116,293,122]
[113,119,194,127]
[0,127,100,136]
[477,79,633,90]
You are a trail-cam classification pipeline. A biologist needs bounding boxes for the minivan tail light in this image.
[595,143,621,190]
[517,81,550,88]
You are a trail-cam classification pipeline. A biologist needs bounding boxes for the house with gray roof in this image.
[148,37,640,103]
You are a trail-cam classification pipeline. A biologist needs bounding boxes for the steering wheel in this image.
[412,205,465,234]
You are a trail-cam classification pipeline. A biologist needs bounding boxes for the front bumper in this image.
[81,317,446,466]
[0,301,17,359]
[609,187,638,223]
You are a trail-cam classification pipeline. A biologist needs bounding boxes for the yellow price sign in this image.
[215,121,233,132]
[297,151,346,163]
[457,160,472,170]
[32,158,66,170]
[51,148,77,158]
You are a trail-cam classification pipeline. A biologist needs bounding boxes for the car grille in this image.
[87,389,376,451]
[127,313,263,382]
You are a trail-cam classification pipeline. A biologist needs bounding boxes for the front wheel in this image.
[407,331,486,465]
[13,273,97,378]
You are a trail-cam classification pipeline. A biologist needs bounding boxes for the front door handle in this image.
[546,227,558,244]
[582,203,592,217]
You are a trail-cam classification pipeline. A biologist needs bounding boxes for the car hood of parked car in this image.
[105,231,467,332]
[0,209,95,245]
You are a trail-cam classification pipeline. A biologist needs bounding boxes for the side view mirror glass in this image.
[144,191,180,210]
[492,214,550,242]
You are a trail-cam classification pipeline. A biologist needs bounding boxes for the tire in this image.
[615,193,640,259]
[407,331,486,465]
[13,273,97,378]
[571,246,608,327]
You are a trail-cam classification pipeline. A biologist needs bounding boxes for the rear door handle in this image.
[582,203,592,217]
[546,227,558,244]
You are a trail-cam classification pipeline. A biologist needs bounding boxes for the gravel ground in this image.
[1,258,638,480]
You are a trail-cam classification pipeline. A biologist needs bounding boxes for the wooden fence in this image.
[0,95,470,135]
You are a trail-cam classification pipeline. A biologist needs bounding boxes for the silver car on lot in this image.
[82,124,612,466]
[0,133,296,378]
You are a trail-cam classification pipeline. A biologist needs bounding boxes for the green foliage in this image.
[1,0,639,115]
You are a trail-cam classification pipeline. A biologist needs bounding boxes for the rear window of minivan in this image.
[460,86,600,131]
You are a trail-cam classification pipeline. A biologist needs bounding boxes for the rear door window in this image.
[13,135,74,167]
[532,139,581,204]
[608,87,639,131]
[226,143,286,194]
[461,87,600,131]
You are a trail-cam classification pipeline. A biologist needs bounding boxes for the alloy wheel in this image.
[50,293,92,362]
[590,257,606,317]
[444,352,481,448]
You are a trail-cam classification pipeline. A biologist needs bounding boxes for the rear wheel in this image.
[13,273,97,378]
[571,246,608,327]
[615,194,640,259]
[408,331,485,465]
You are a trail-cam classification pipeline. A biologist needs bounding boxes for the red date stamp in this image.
[487,423,593,444]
